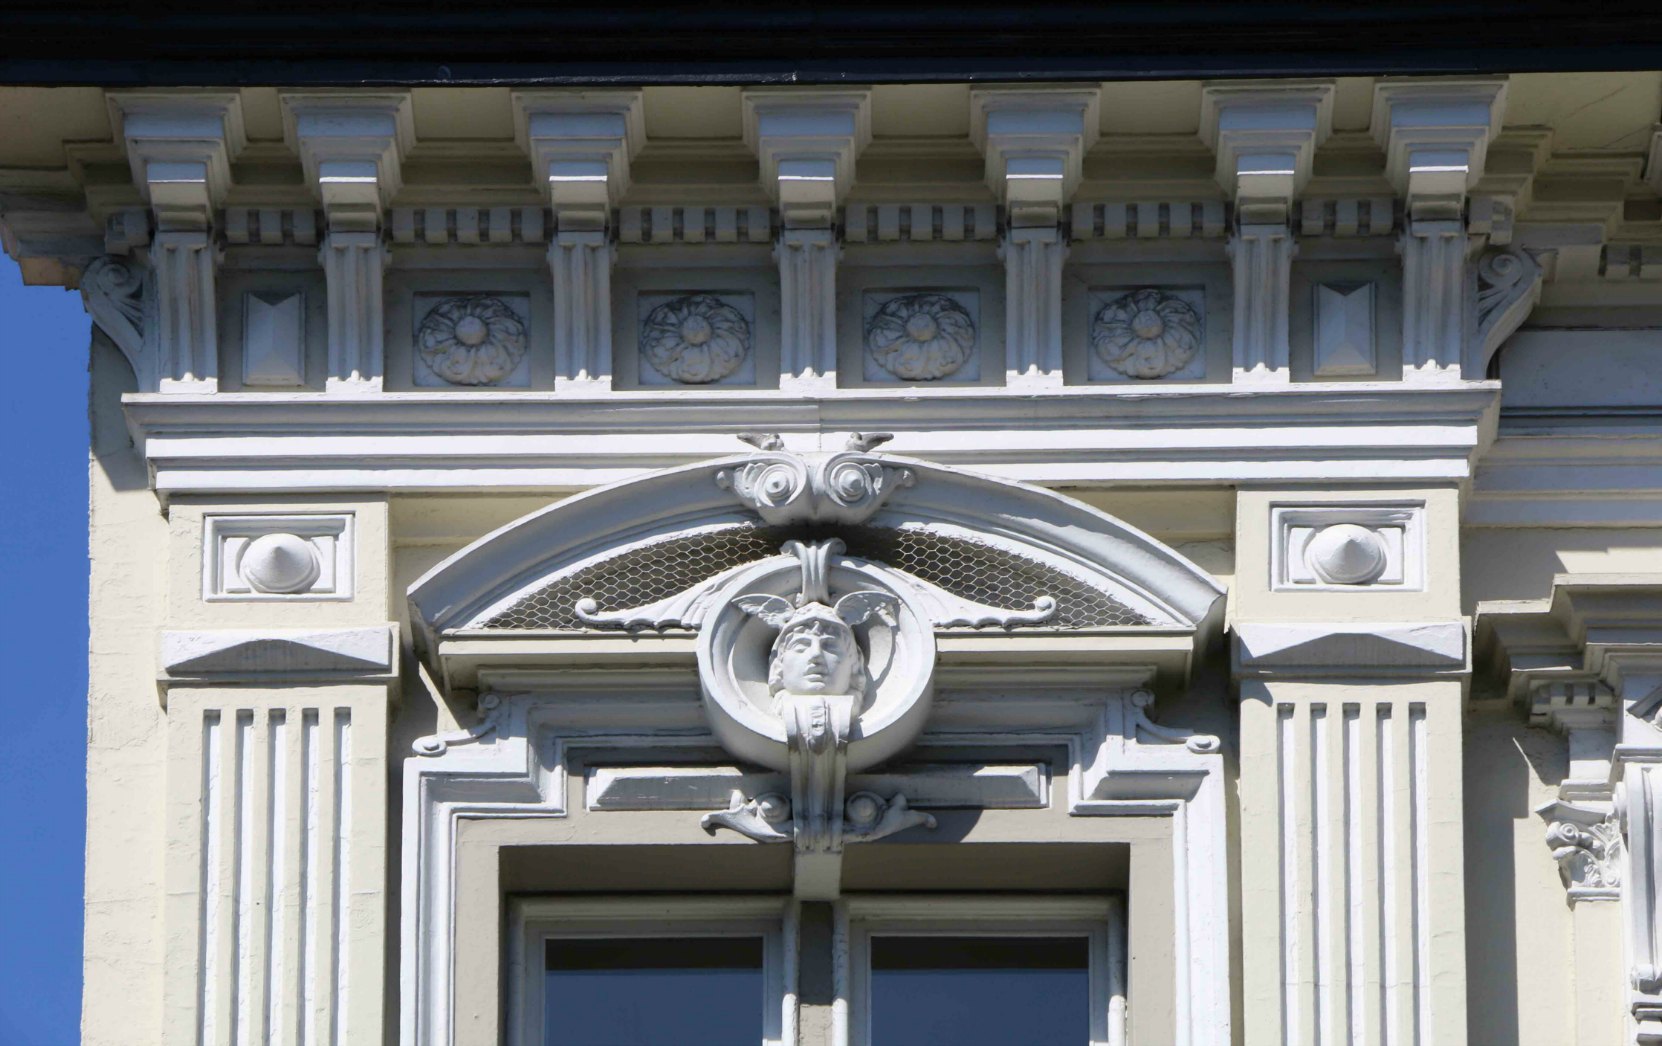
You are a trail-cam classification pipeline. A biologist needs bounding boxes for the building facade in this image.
[1,71,1660,1045]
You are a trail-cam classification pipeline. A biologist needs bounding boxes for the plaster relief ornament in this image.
[1545,815,1623,892]
[1303,523,1389,585]
[697,539,938,895]
[416,295,528,386]
[1091,288,1202,378]
[238,532,321,594]
[640,293,751,384]
[715,434,914,527]
[865,292,977,380]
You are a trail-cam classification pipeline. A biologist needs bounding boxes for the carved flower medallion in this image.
[640,294,751,384]
[416,296,529,386]
[1091,288,1202,379]
[865,293,977,381]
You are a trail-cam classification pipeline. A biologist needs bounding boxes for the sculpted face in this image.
[776,619,856,695]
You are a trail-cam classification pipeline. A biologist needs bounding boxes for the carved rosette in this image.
[417,296,529,386]
[641,293,751,384]
[1091,288,1202,378]
[865,293,977,381]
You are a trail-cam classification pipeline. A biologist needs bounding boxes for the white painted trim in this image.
[839,894,1124,1046]
[400,681,1230,1046]
[508,896,791,1046]
[123,383,1499,496]
[202,512,354,601]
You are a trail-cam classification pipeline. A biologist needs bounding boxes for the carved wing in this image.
[732,593,795,628]
[833,590,899,627]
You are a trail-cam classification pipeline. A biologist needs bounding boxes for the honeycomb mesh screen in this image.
[482,525,790,630]
[482,523,1149,630]
[838,527,1149,628]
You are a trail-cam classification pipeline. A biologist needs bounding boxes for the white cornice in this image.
[1370,77,1508,221]
[280,92,414,230]
[1199,81,1334,224]
[969,86,1101,227]
[120,384,1498,498]
[108,91,247,232]
[511,90,646,230]
[741,88,872,228]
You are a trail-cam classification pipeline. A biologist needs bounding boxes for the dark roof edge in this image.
[4,5,1662,88]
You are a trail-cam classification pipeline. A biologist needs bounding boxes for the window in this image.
[544,937,766,1046]
[844,896,1127,1046]
[510,898,789,1046]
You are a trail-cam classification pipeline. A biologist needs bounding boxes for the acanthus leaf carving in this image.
[1467,246,1543,376]
[1537,797,1623,901]
[81,254,151,384]
[701,789,793,842]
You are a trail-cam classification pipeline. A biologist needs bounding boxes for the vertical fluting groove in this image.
[1312,704,1329,1046]
[1323,704,1352,1046]
[1409,705,1430,1046]
[1344,706,1365,1046]
[231,712,254,1046]
[332,710,351,1046]
[300,711,319,1046]
[212,712,241,1046]
[278,708,308,1046]
[1278,703,1299,1046]
[242,713,273,1046]
[1357,707,1382,1045]
[776,234,835,383]
[196,241,216,381]
[265,713,287,1044]
[1379,705,1398,1046]
[308,709,338,1046]
[199,711,222,1046]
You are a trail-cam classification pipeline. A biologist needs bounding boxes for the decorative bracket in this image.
[412,693,510,756]
[1467,245,1543,377]
[1537,798,1623,903]
[715,435,915,526]
[80,255,150,385]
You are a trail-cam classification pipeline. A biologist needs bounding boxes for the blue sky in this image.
[0,261,90,1046]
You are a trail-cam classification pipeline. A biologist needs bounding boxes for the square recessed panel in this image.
[860,289,981,383]
[1270,503,1425,592]
[1085,286,1206,382]
[635,291,757,387]
[203,513,354,601]
[242,290,306,386]
[1313,281,1377,377]
[413,293,532,388]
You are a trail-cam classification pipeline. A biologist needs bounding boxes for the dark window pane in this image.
[870,936,1090,1046]
[545,937,765,1046]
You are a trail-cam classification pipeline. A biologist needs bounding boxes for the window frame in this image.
[839,894,1128,1046]
[508,896,794,1046]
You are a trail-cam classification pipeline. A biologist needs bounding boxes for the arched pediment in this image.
[408,442,1225,688]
